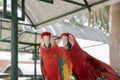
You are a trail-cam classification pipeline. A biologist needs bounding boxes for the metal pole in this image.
[0,13,2,40]
[11,0,18,80]
[34,33,37,79]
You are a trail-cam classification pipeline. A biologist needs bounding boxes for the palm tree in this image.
[68,6,110,34]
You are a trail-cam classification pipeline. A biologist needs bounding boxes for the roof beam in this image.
[0,39,39,46]
[0,31,29,41]
[0,48,33,53]
[35,7,86,27]
[90,0,109,7]
[62,0,86,6]
[39,0,53,4]
[35,0,109,27]
[62,0,93,12]
[0,18,33,26]
[19,45,33,50]
[83,0,91,12]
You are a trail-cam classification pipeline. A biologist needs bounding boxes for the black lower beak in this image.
[44,43,51,49]
[67,40,72,49]
[48,43,51,49]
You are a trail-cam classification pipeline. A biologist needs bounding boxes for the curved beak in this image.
[44,43,51,49]
[42,36,52,49]
[66,38,72,49]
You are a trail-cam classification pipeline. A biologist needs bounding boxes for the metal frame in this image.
[0,0,109,53]
[39,0,53,4]
[84,0,91,11]
[11,0,18,79]
[3,0,25,21]
[63,0,91,11]
[0,13,2,40]
[35,0,108,27]
[33,33,37,79]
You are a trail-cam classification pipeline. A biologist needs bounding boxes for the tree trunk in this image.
[109,2,120,69]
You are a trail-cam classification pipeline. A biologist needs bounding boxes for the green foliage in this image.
[68,6,110,33]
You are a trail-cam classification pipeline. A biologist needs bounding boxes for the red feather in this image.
[40,32,72,80]
[61,32,120,80]
[40,31,51,38]
[40,32,61,80]
[40,41,61,80]
[61,32,70,38]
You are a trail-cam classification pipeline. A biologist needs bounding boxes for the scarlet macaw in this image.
[61,32,120,80]
[40,31,72,80]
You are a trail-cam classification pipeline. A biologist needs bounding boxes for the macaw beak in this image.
[66,38,72,50]
[44,43,51,49]
[42,36,52,49]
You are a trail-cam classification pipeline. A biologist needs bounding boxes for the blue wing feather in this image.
[40,58,45,79]
[58,55,64,80]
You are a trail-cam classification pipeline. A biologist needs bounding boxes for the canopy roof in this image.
[24,0,120,28]
[0,0,120,53]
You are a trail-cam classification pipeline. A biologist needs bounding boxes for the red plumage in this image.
[40,32,61,80]
[61,32,120,80]
[40,31,51,38]
[40,42,61,80]
[40,32,72,80]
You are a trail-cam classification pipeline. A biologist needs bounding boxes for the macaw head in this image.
[40,31,54,49]
[61,32,75,50]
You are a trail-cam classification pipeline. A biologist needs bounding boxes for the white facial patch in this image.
[62,36,68,48]
[40,35,54,49]
[41,36,50,48]
[40,37,44,47]
[62,34,74,49]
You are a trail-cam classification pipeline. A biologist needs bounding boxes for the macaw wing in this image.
[89,57,116,72]
[87,53,118,76]
[81,50,120,79]
[40,58,45,79]
[40,58,43,69]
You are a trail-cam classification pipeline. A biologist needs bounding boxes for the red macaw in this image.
[61,32,120,80]
[40,31,72,80]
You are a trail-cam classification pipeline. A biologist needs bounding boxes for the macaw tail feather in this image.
[58,56,71,80]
